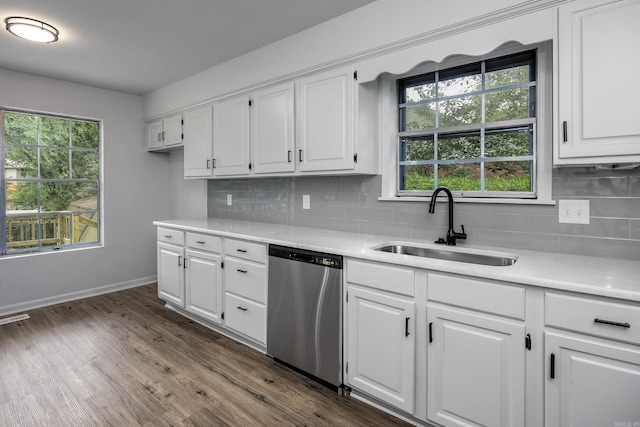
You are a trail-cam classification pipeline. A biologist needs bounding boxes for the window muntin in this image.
[2,110,101,255]
[398,50,537,197]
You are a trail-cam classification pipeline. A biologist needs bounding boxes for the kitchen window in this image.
[1,109,101,255]
[389,44,552,203]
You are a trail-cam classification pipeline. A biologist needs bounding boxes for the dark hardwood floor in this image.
[0,284,410,426]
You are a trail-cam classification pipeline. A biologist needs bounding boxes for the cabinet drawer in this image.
[225,293,266,344]
[346,259,415,296]
[224,258,267,303]
[545,293,640,345]
[225,239,267,264]
[157,227,184,245]
[186,232,222,253]
[428,273,525,320]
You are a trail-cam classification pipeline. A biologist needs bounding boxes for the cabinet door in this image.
[546,332,640,427]
[214,96,251,176]
[157,242,185,308]
[162,114,184,148]
[185,249,223,324]
[346,285,415,413]
[147,121,163,150]
[298,65,355,172]
[427,304,525,427]
[183,106,214,178]
[556,0,640,162]
[251,82,295,174]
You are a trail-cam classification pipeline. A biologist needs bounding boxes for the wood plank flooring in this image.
[0,284,411,426]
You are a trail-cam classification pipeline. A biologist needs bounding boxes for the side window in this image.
[397,50,537,199]
[2,110,101,255]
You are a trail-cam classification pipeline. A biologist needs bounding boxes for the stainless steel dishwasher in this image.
[267,244,343,388]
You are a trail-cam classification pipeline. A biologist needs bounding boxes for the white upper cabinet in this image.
[183,106,213,178]
[555,0,640,164]
[213,95,251,176]
[147,113,183,151]
[251,82,295,174]
[297,65,356,172]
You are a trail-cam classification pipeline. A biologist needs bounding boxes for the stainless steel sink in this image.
[373,244,517,266]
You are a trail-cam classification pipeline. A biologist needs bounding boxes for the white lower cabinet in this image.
[544,291,640,427]
[185,249,223,324]
[427,305,526,427]
[545,332,640,427]
[346,285,416,414]
[157,241,185,308]
[156,228,267,348]
[426,273,527,427]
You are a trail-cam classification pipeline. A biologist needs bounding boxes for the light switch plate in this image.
[227,194,232,206]
[303,194,310,210]
[559,200,590,224]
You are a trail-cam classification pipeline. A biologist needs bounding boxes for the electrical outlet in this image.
[303,194,310,210]
[558,200,590,224]
[227,194,232,206]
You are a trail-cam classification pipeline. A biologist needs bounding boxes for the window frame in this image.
[0,108,103,256]
[378,41,553,205]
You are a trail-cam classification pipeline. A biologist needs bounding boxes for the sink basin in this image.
[373,244,517,266]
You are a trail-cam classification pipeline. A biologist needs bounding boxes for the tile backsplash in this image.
[208,167,640,261]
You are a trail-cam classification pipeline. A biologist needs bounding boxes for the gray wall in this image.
[208,167,640,261]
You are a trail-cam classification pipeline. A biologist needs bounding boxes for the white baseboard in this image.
[0,276,157,317]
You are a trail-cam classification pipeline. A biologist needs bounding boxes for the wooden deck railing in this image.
[6,212,97,249]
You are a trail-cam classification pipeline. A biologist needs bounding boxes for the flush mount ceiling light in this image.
[5,17,59,43]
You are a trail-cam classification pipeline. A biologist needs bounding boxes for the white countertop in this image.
[154,218,640,303]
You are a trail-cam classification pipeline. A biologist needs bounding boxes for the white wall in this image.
[142,0,556,119]
[167,150,208,219]
[0,68,171,315]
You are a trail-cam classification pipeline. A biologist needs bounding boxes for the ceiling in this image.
[0,0,376,96]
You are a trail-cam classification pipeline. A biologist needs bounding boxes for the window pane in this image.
[485,87,531,122]
[402,164,434,191]
[40,148,70,179]
[438,163,481,191]
[486,64,530,89]
[405,82,436,103]
[72,150,99,179]
[439,95,482,127]
[401,137,434,161]
[4,112,37,145]
[438,68,481,97]
[72,213,99,244]
[72,121,99,149]
[40,214,70,247]
[438,133,481,160]
[6,212,40,250]
[40,117,69,147]
[5,181,38,211]
[5,146,38,178]
[40,182,97,213]
[404,103,436,130]
[485,127,532,158]
[485,161,532,192]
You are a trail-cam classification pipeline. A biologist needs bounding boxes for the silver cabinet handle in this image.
[162,131,166,140]
[157,132,162,141]
[164,235,172,238]
[237,306,248,311]
[196,241,205,244]
[207,159,210,169]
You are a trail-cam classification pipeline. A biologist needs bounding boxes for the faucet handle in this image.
[456,224,467,240]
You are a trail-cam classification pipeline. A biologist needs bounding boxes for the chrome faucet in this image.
[428,187,467,246]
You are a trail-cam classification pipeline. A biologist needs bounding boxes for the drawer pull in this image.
[164,235,172,238]
[594,318,631,328]
[196,241,206,244]
[236,269,248,274]
[237,306,248,311]
[236,249,248,253]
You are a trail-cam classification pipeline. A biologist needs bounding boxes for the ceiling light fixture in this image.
[5,17,59,43]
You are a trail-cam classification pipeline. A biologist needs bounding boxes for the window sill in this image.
[0,243,103,260]
[377,196,556,205]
